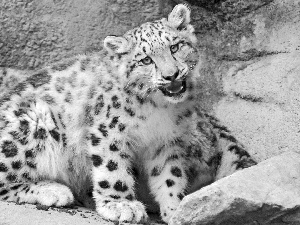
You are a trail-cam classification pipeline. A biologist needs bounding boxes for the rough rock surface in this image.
[170,151,300,225]
[191,0,300,162]
[0,0,172,69]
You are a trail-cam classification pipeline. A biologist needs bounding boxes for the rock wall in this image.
[190,0,300,162]
[0,0,172,69]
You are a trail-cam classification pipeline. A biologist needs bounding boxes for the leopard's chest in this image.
[128,105,185,153]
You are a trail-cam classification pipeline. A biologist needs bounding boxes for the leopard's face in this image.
[104,4,197,104]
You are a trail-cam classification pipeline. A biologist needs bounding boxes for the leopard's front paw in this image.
[32,182,74,207]
[96,200,148,223]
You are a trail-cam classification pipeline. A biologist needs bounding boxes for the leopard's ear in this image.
[167,4,191,30]
[104,36,131,54]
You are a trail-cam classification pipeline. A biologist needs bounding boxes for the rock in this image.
[215,52,300,161]
[170,151,300,225]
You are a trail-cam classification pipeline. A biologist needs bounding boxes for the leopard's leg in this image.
[0,98,74,206]
[146,145,188,223]
[87,131,148,223]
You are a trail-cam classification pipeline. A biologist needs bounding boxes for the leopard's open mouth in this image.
[159,80,187,97]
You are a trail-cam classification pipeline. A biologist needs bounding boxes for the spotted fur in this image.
[0,4,255,224]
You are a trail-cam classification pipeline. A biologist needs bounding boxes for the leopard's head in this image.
[103,4,198,104]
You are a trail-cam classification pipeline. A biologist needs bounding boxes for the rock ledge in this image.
[170,151,300,225]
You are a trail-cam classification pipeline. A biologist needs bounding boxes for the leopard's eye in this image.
[140,56,153,65]
[170,43,179,54]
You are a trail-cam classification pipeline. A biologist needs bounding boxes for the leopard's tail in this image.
[196,107,257,180]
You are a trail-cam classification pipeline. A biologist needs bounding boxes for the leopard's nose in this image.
[163,70,179,82]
